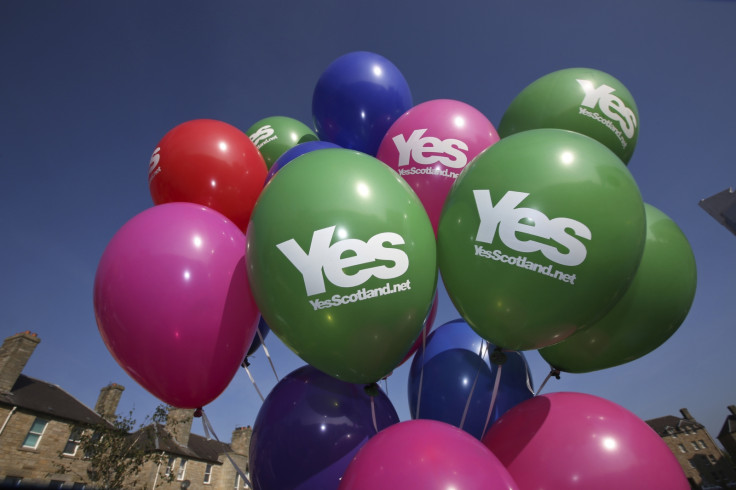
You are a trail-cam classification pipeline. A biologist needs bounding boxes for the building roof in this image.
[0,374,112,427]
[130,423,233,464]
[646,415,703,436]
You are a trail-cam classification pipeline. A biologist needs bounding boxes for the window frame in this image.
[204,463,213,484]
[176,458,188,481]
[21,417,49,449]
[62,427,83,456]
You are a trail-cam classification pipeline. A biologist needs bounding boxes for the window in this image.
[177,458,188,481]
[165,456,176,477]
[708,454,717,465]
[63,427,83,456]
[22,417,49,449]
[49,481,64,489]
[71,483,86,489]
[234,473,241,489]
[688,460,696,469]
[699,440,707,449]
[2,476,22,487]
[691,441,699,450]
[678,444,687,453]
[204,463,213,484]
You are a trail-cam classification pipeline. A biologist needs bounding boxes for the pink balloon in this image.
[376,99,499,234]
[338,419,518,490]
[482,392,689,490]
[93,203,259,408]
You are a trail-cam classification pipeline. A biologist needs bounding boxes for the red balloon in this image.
[482,392,689,490]
[148,119,267,233]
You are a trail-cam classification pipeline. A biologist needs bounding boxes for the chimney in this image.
[728,405,736,417]
[680,408,694,420]
[0,332,40,393]
[94,383,125,422]
[230,426,252,455]
[166,407,195,447]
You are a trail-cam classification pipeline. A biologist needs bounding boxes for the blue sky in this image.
[1,0,735,446]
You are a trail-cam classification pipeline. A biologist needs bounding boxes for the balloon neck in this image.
[490,348,507,366]
[363,383,380,397]
[241,357,251,368]
[193,408,203,418]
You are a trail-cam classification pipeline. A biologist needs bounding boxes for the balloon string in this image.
[514,351,535,395]
[481,363,503,437]
[242,363,265,402]
[383,377,389,397]
[459,341,488,431]
[370,396,378,433]
[200,409,254,489]
[535,367,560,396]
[414,323,429,419]
[258,331,280,382]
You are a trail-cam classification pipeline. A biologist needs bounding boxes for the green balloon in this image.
[539,203,697,373]
[499,68,639,164]
[246,148,437,383]
[438,129,646,351]
[246,116,319,169]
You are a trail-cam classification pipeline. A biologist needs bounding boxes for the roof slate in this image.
[0,374,111,427]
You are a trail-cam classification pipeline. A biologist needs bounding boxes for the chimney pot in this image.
[728,405,736,417]
[680,408,694,420]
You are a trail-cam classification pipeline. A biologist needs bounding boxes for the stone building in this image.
[718,406,736,464]
[646,408,736,489]
[0,332,252,489]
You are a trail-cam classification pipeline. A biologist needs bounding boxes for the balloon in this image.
[483,392,689,490]
[249,365,398,490]
[266,140,341,184]
[377,99,499,234]
[312,51,413,156]
[246,316,271,358]
[395,290,439,368]
[438,129,646,351]
[93,203,259,408]
[338,419,519,490]
[408,319,533,439]
[148,119,267,233]
[539,203,697,372]
[246,116,319,169]
[246,148,437,384]
[498,68,639,164]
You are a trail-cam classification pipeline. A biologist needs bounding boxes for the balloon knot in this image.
[363,383,380,397]
[490,347,507,366]
[552,369,561,380]
[241,357,251,368]
[193,408,203,418]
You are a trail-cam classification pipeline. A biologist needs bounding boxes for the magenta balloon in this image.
[93,203,259,408]
[482,392,689,490]
[376,99,499,234]
[338,419,518,490]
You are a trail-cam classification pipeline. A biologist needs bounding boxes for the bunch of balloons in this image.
[92,50,697,489]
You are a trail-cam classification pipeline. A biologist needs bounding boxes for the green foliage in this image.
[55,404,177,489]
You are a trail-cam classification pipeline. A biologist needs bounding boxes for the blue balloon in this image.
[266,140,341,184]
[312,51,413,156]
[250,365,399,490]
[246,316,271,357]
[407,319,534,439]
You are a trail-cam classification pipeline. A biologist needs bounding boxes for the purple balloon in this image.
[94,203,259,408]
[250,365,399,490]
